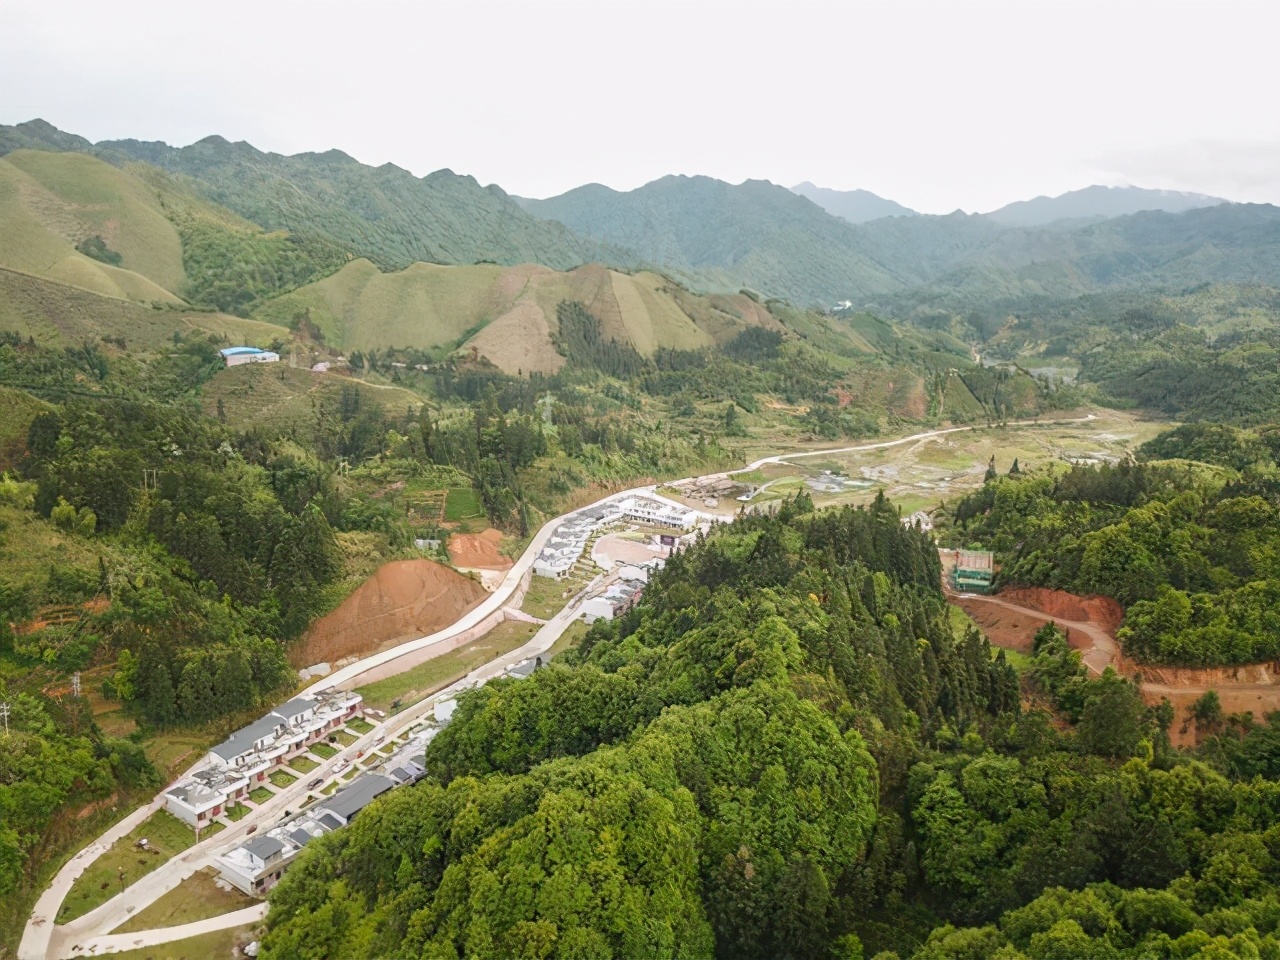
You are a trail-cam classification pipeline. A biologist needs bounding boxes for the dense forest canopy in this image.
[3,118,1280,960]
[947,433,1280,666]
[259,498,1280,959]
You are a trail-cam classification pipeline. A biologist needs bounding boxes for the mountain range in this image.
[788,182,917,223]
[2,118,1277,316]
[790,180,1229,228]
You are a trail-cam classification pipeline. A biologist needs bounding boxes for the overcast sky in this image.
[2,0,1277,213]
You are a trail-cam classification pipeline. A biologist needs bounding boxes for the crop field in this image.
[746,409,1173,516]
[443,487,484,521]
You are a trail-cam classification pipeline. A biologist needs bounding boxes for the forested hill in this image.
[7,120,1279,314]
[259,496,1018,958]
[524,175,1280,308]
[0,119,628,273]
[985,184,1227,226]
[259,494,1280,959]
[521,175,910,301]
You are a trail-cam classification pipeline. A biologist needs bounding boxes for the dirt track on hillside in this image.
[953,585,1280,746]
[291,559,487,667]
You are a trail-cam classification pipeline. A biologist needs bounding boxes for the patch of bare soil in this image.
[448,529,512,570]
[954,582,1280,748]
[995,587,1124,634]
[292,559,487,667]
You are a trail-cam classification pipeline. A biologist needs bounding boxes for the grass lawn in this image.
[248,786,274,804]
[116,868,256,932]
[521,569,595,620]
[355,620,537,712]
[342,769,358,781]
[348,717,375,735]
[547,619,589,660]
[321,781,339,795]
[444,487,484,521]
[105,922,259,960]
[288,755,319,774]
[269,770,297,789]
[331,730,357,747]
[309,742,338,759]
[141,730,214,782]
[224,802,249,822]
[378,743,395,755]
[57,811,213,924]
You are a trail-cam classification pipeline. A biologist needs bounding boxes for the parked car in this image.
[308,778,323,790]
[246,825,258,835]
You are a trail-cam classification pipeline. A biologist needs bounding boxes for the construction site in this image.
[949,549,995,594]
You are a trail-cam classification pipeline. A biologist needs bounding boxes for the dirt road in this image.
[958,592,1118,676]
[953,586,1280,746]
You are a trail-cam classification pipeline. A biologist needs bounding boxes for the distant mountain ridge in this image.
[521,174,908,302]
[0,119,628,274]
[789,181,917,223]
[2,119,1276,314]
[985,184,1227,226]
[524,172,1277,307]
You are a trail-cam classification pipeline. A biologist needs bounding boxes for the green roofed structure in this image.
[950,549,994,594]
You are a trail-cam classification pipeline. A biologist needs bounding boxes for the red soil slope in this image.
[292,559,486,667]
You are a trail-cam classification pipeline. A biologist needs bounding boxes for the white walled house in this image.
[582,582,642,623]
[220,346,280,367]
[164,768,249,828]
[216,774,396,895]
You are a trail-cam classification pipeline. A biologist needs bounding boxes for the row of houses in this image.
[533,496,699,579]
[216,659,545,896]
[164,690,363,828]
[580,563,658,622]
[216,752,425,895]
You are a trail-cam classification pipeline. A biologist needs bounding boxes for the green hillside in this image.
[0,266,290,351]
[7,121,1280,317]
[0,150,185,303]
[524,175,909,304]
[254,260,784,373]
[0,121,630,273]
[0,147,350,315]
[526,175,1280,308]
[200,362,424,431]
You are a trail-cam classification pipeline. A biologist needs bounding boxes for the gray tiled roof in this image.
[243,835,285,860]
[321,774,396,821]
[274,697,315,721]
[210,715,285,760]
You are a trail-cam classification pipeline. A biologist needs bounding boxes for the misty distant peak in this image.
[789,181,917,223]
[986,184,1228,226]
